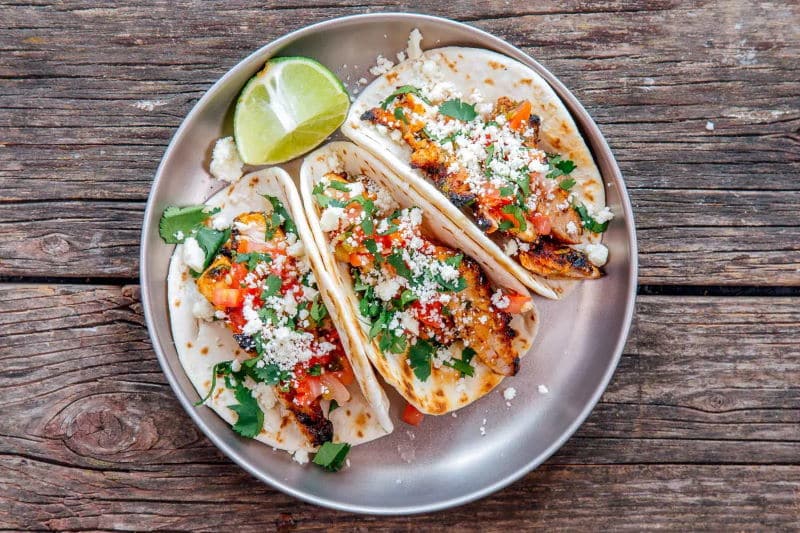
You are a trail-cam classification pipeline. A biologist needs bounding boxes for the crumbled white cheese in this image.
[375,278,400,301]
[705,121,715,131]
[406,28,423,60]
[396,50,406,63]
[503,239,518,257]
[538,384,549,394]
[491,289,510,310]
[287,240,304,257]
[593,207,614,224]
[292,450,309,465]
[369,54,395,76]
[209,137,244,183]
[230,359,242,372]
[319,206,345,232]
[566,221,578,235]
[174,230,185,241]
[585,243,609,267]
[182,237,205,272]
[503,387,517,401]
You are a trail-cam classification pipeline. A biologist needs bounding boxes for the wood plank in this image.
[2,1,798,284]
[1,284,798,528]
[3,194,799,285]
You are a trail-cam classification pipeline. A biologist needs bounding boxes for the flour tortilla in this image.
[343,46,606,299]
[300,142,539,415]
[167,168,393,453]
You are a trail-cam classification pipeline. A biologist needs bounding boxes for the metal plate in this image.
[140,13,638,515]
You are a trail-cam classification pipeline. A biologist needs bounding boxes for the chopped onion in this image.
[320,374,350,404]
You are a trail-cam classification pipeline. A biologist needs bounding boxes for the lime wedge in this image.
[233,56,350,165]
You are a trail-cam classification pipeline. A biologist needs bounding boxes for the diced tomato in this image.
[508,100,532,131]
[375,232,405,250]
[504,291,532,314]
[349,252,371,268]
[331,356,355,386]
[229,262,248,286]
[226,308,246,333]
[411,301,444,329]
[482,185,513,210]
[238,239,270,254]
[532,213,551,236]
[293,376,324,407]
[401,403,424,426]
[211,287,243,308]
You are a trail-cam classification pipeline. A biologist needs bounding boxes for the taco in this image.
[166,168,392,460]
[342,46,613,299]
[300,142,539,416]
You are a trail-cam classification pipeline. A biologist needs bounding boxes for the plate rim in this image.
[140,12,639,515]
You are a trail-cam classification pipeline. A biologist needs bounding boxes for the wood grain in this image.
[1,1,799,284]
[1,284,798,529]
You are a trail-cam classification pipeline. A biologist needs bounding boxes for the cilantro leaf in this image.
[235,251,272,271]
[361,216,374,236]
[501,205,528,233]
[439,99,477,121]
[559,177,576,191]
[483,144,496,177]
[328,181,350,192]
[444,254,463,268]
[399,289,418,308]
[158,205,215,244]
[394,107,408,123]
[309,364,323,377]
[443,346,477,377]
[380,85,430,109]
[261,274,283,299]
[194,227,230,271]
[573,203,610,233]
[408,339,434,382]
[328,399,340,413]
[310,299,328,322]
[387,252,412,279]
[313,441,351,472]
[436,274,467,292]
[228,383,264,438]
[546,154,577,180]
[252,362,292,385]
[264,195,297,235]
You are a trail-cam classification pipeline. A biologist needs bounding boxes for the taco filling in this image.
[195,200,354,446]
[312,172,532,381]
[360,88,613,279]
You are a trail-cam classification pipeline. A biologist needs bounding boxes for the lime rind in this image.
[233,56,350,165]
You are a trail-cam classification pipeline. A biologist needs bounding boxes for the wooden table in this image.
[2,1,798,529]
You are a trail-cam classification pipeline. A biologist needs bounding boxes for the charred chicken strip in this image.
[313,172,532,381]
[361,91,612,280]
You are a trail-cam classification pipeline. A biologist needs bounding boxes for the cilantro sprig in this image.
[408,339,436,382]
[313,441,351,472]
[158,205,219,243]
[443,346,477,377]
[380,85,431,109]
[573,203,610,233]
[546,153,577,180]
[439,98,477,121]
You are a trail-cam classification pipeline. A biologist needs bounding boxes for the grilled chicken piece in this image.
[196,255,233,303]
[444,252,520,376]
[276,392,333,447]
[519,239,602,279]
[536,188,584,245]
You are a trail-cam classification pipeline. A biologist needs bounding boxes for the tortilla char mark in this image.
[361,92,606,281]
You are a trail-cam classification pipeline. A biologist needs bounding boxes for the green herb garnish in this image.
[559,177,576,191]
[443,346,476,377]
[229,381,264,438]
[408,339,435,381]
[573,203,610,233]
[158,205,218,244]
[546,154,576,180]
[234,251,272,271]
[380,85,430,109]
[501,205,527,232]
[439,99,477,121]
[313,441,351,472]
[261,274,283,299]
